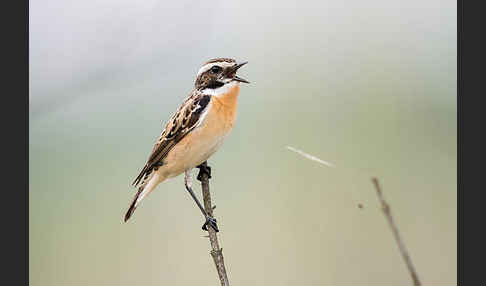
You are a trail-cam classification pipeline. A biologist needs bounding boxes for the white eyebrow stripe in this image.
[197,62,235,77]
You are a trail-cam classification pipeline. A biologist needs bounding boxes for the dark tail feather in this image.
[132,165,148,187]
[124,188,142,222]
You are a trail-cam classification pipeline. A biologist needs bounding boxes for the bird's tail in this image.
[124,188,142,222]
[124,173,165,222]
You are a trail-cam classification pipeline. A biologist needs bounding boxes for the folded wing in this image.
[132,92,212,187]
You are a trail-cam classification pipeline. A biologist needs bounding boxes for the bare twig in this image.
[284,145,420,285]
[198,162,230,286]
[372,177,421,286]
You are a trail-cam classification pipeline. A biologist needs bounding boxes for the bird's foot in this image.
[202,215,219,232]
[197,162,212,181]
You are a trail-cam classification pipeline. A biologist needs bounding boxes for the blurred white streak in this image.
[285,146,336,168]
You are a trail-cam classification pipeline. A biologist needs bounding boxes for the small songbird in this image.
[124,58,249,231]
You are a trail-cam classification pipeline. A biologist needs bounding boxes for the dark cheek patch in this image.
[206,81,225,89]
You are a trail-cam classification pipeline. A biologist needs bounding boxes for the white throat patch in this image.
[202,81,238,97]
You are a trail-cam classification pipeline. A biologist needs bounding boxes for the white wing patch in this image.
[195,100,211,129]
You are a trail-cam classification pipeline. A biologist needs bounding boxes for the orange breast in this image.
[161,84,240,176]
[206,84,240,133]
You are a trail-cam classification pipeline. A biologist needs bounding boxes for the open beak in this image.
[231,61,249,83]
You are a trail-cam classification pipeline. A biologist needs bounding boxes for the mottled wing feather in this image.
[132,91,211,187]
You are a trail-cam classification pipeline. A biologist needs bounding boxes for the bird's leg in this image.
[184,169,206,217]
[184,169,219,232]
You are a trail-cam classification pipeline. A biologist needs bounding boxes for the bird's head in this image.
[194,58,249,91]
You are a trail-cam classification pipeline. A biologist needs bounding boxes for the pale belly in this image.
[163,126,230,177]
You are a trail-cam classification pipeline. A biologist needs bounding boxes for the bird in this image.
[123,58,249,232]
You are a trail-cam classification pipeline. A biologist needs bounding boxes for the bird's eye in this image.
[211,66,222,73]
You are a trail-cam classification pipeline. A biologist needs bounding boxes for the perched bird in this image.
[124,58,249,231]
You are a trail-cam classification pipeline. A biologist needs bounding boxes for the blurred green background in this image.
[30,0,456,285]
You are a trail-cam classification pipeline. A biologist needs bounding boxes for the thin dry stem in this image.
[285,146,336,168]
[372,177,421,286]
[199,164,230,286]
